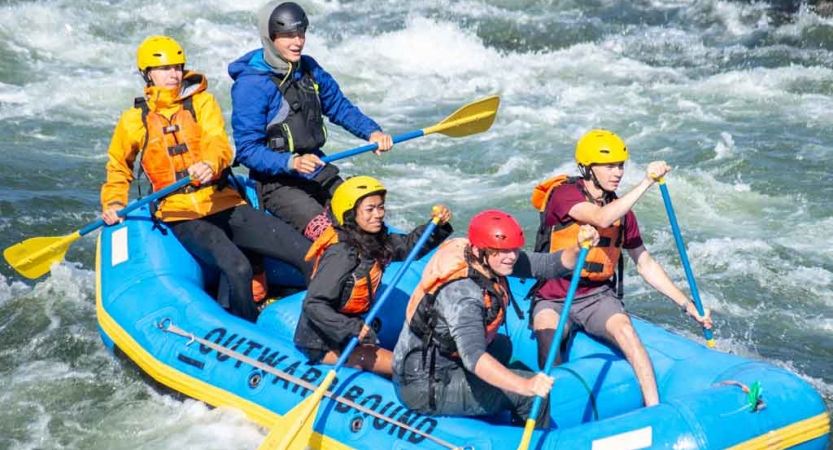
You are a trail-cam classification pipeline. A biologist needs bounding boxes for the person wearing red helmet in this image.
[392,210,598,425]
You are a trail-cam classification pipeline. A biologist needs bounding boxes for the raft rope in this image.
[715,380,766,413]
[551,366,599,421]
[162,322,465,450]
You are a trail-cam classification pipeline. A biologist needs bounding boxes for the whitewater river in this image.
[0,0,830,448]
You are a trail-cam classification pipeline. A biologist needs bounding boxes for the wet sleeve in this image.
[512,251,571,280]
[388,222,454,261]
[436,281,489,372]
[230,76,294,175]
[100,111,140,211]
[301,245,364,346]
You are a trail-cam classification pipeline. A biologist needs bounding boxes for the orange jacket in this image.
[305,226,383,315]
[101,71,245,222]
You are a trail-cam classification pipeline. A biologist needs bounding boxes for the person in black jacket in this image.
[293,176,452,376]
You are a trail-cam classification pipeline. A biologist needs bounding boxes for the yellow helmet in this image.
[136,36,186,72]
[330,176,387,225]
[575,129,629,166]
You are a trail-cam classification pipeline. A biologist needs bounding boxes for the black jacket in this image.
[293,221,453,355]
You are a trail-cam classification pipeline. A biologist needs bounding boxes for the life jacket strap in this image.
[428,345,438,411]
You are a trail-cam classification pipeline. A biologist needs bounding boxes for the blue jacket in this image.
[228,49,382,179]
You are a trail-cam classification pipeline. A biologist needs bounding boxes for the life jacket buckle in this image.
[584,262,605,273]
[181,182,214,194]
[163,124,181,134]
[167,143,189,156]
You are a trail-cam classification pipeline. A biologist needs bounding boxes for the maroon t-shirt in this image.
[536,179,643,300]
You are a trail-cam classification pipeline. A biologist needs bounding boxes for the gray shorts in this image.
[532,285,626,338]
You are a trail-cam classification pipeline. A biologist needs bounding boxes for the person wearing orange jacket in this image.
[293,176,453,376]
[100,36,312,322]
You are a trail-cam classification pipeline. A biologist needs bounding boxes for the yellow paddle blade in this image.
[258,370,337,450]
[423,95,500,138]
[3,232,81,279]
[516,418,536,450]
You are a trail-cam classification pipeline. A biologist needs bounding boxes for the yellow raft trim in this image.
[95,237,353,450]
[95,236,831,450]
[726,412,830,450]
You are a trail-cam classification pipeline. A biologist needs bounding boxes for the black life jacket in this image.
[408,266,510,357]
[266,65,327,154]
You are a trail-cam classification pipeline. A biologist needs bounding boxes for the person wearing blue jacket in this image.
[229,1,393,241]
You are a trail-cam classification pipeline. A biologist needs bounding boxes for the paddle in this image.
[516,242,591,450]
[258,217,442,450]
[3,176,194,279]
[657,177,715,348]
[320,95,500,163]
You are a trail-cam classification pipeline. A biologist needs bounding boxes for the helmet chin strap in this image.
[468,245,499,280]
[580,164,614,201]
[590,170,605,193]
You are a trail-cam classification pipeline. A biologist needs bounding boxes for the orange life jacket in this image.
[406,238,508,356]
[134,96,205,193]
[305,226,383,315]
[531,175,625,282]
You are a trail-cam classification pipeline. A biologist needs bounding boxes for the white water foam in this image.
[125,397,264,450]
[0,273,32,306]
[1,0,830,448]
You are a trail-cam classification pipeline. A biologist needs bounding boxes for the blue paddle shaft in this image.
[78,176,194,237]
[658,182,714,342]
[527,246,590,421]
[322,130,425,163]
[334,220,439,369]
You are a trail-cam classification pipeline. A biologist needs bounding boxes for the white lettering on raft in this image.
[591,426,652,450]
[111,227,128,266]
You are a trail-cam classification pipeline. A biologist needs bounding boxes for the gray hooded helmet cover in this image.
[257,1,308,71]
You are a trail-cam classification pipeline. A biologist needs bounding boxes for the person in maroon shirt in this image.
[530,129,713,407]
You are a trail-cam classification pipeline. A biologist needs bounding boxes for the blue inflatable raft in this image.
[95,201,830,450]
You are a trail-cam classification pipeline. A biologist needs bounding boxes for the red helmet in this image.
[468,209,525,250]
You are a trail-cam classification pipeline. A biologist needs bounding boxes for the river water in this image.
[0,0,830,448]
